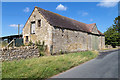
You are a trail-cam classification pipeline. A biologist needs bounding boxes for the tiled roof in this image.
[97,30,104,35]
[86,23,96,32]
[36,7,104,36]
[86,23,104,36]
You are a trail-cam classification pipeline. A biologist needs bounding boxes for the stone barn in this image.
[23,6,105,54]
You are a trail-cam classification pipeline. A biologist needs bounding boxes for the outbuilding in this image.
[23,6,105,54]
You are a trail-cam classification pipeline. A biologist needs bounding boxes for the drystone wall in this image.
[52,27,105,54]
[52,27,88,54]
[0,46,39,61]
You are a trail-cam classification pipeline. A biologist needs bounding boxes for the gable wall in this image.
[92,25,99,34]
[23,8,53,54]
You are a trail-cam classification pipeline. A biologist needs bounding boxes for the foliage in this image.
[35,40,46,56]
[28,40,33,46]
[2,51,98,78]
[3,40,14,48]
[1,40,8,47]
[60,49,64,55]
[21,43,25,47]
[104,16,120,48]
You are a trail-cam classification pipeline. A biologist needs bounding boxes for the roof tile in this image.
[36,7,104,35]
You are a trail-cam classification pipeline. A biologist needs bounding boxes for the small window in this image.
[38,20,41,27]
[31,21,35,34]
[26,36,28,42]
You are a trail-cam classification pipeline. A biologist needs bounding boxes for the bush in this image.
[60,49,64,55]
[21,43,25,47]
[28,40,33,46]
[35,41,46,56]
[1,40,8,47]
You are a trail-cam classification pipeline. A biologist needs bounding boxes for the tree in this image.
[104,16,120,48]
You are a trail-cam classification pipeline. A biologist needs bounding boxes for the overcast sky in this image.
[2,2,118,37]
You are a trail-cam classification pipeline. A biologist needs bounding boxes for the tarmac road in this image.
[52,49,119,78]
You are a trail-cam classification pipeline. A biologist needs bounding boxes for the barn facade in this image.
[23,6,105,54]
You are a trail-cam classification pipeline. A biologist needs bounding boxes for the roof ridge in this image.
[36,6,103,35]
[37,7,87,25]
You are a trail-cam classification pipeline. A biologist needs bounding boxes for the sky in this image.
[2,2,118,37]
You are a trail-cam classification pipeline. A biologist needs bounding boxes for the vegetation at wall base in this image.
[0,40,8,48]
[28,40,34,46]
[35,40,46,56]
[27,40,46,56]
[2,51,98,78]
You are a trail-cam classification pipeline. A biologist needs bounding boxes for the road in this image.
[52,49,119,78]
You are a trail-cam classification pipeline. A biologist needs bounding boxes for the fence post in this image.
[13,39,15,47]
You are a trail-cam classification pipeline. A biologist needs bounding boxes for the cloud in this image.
[9,24,24,27]
[78,11,89,16]
[23,7,30,12]
[82,12,88,16]
[56,4,67,11]
[97,0,119,8]
[90,19,93,22]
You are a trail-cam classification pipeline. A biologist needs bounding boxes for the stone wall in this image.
[52,27,105,54]
[101,36,105,49]
[87,34,92,50]
[1,46,39,61]
[52,27,88,54]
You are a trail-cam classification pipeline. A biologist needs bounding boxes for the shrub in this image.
[60,49,64,55]
[28,40,33,46]
[1,40,8,47]
[35,40,46,56]
[21,43,25,47]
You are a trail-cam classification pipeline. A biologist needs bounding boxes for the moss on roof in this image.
[36,7,104,36]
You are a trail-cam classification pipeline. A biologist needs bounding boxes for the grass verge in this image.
[2,51,98,78]
[101,48,119,51]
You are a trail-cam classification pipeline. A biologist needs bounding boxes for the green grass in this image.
[2,51,98,78]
